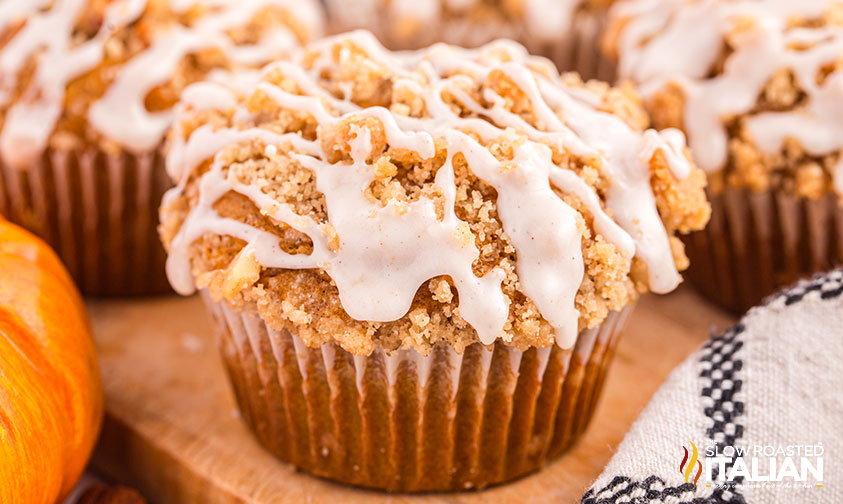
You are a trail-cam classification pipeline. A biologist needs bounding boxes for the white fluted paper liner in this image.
[0,147,171,296]
[202,290,632,491]
[684,186,843,313]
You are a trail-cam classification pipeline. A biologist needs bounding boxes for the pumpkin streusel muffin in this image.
[0,0,322,295]
[605,0,843,312]
[324,0,618,79]
[159,31,709,491]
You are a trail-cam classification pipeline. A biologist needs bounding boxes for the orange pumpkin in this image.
[0,218,103,503]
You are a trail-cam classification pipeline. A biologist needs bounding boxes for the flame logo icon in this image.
[679,441,703,485]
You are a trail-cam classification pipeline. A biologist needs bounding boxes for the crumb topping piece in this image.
[160,31,709,355]
[606,0,843,196]
[0,0,322,169]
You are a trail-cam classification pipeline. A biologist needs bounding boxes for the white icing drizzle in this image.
[0,0,322,169]
[611,0,843,192]
[164,32,694,348]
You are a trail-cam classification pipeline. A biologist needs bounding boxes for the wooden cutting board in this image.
[87,286,734,503]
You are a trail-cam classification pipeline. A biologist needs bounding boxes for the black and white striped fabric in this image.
[582,270,843,504]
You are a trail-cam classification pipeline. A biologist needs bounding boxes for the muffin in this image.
[0,0,322,296]
[604,0,843,312]
[323,0,618,79]
[159,31,709,491]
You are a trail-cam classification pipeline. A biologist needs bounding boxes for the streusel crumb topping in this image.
[0,0,322,168]
[605,0,843,198]
[160,31,709,356]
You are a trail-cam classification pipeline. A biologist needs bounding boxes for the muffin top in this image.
[325,0,614,49]
[605,0,843,198]
[0,0,322,169]
[159,31,709,356]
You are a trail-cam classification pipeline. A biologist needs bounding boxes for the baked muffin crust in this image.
[160,32,709,356]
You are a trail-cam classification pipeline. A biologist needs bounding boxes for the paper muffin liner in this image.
[683,186,843,313]
[0,147,172,296]
[202,291,632,492]
[324,4,614,81]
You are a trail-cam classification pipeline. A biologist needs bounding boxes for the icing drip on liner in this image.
[164,31,693,348]
[611,0,843,193]
[0,0,320,169]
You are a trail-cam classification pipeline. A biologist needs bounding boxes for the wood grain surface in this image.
[87,287,735,503]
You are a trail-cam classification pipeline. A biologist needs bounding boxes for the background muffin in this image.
[160,31,708,490]
[323,0,618,79]
[605,0,843,312]
[0,0,322,295]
